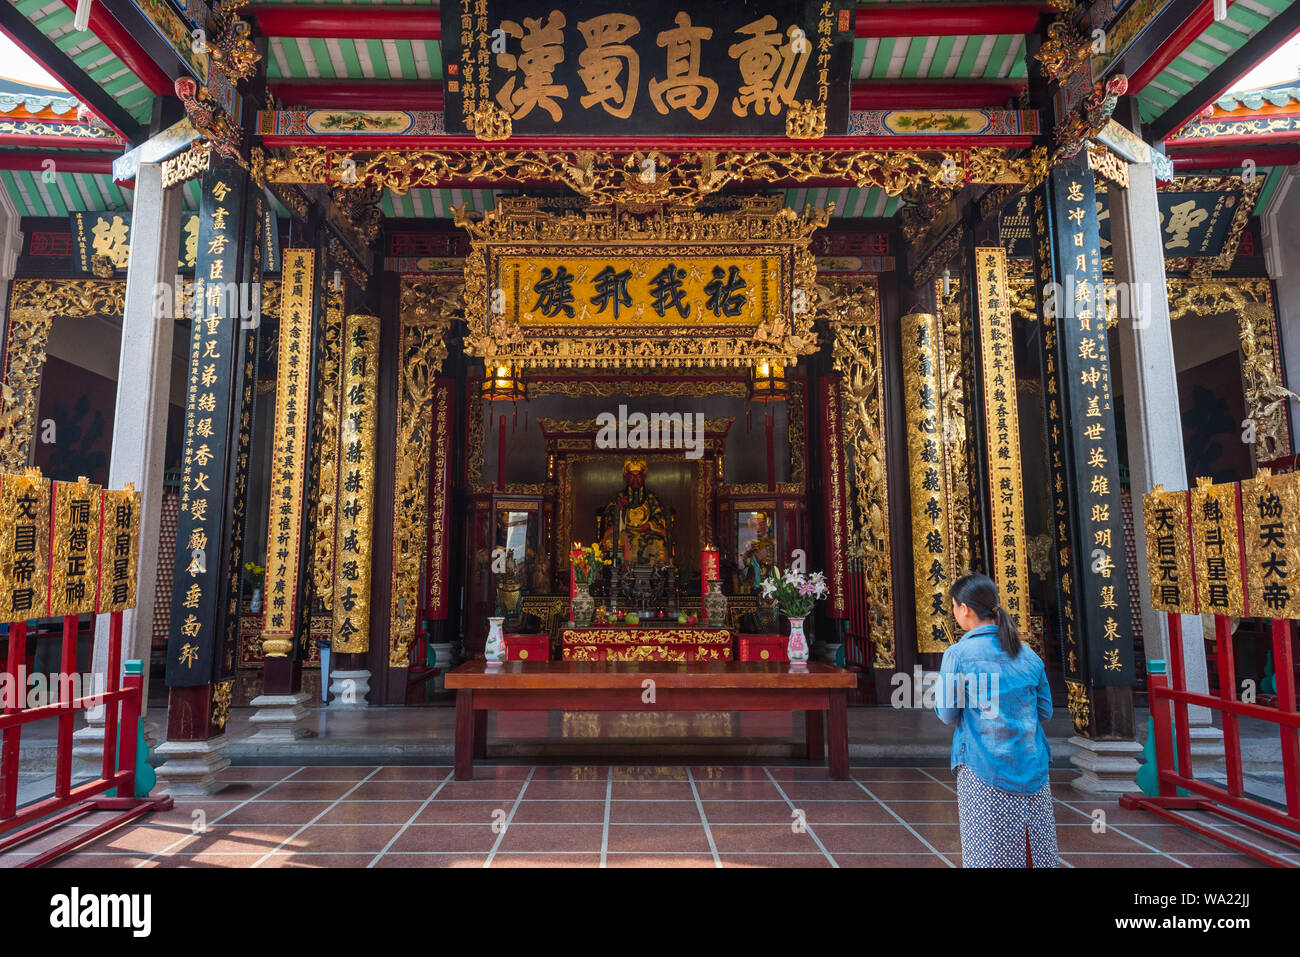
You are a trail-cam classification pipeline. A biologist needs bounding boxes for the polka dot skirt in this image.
[956,765,1060,868]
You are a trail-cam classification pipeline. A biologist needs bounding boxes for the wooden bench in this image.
[444,661,856,780]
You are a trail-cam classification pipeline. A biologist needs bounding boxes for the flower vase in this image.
[250,588,262,614]
[703,578,728,628]
[786,616,809,670]
[485,617,506,667]
[572,581,596,627]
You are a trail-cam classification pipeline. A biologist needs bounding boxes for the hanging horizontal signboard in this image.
[71,211,201,274]
[465,196,822,368]
[440,0,856,136]
[1001,176,1257,269]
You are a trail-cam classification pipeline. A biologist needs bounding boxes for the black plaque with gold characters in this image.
[1038,157,1135,690]
[166,165,252,687]
[440,0,856,137]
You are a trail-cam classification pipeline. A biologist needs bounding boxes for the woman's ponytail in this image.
[994,605,1021,658]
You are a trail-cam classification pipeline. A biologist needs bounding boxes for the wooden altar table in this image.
[445,661,856,780]
[560,625,732,662]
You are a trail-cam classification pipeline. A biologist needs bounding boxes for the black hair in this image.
[950,572,1021,658]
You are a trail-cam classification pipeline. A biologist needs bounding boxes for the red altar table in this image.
[561,625,732,662]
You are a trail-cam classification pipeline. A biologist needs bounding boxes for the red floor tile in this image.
[693,781,782,801]
[256,781,360,801]
[708,824,823,853]
[609,781,696,799]
[490,853,604,867]
[835,853,954,868]
[1059,853,1178,868]
[522,781,609,800]
[373,853,487,868]
[797,801,896,825]
[605,824,713,853]
[368,766,455,782]
[720,854,831,867]
[496,823,605,853]
[415,801,510,825]
[388,824,501,853]
[701,801,796,824]
[608,853,717,867]
[288,825,404,853]
[316,801,425,825]
[256,853,379,868]
[610,801,701,824]
[815,824,931,854]
[512,801,607,824]
[217,802,334,825]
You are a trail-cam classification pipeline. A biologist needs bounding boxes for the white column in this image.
[74,162,182,764]
[1262,164,1300,422]
[0,180,22,331]
[1111,161,1215,738]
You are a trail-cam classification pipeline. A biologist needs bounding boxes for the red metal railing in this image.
[1120,611,1300,867]
[0,612,172,867]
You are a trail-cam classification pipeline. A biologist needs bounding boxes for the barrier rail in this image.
[1120,611,1300,867]
[0,611,172,867]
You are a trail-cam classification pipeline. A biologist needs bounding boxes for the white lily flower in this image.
[761,580,777,599]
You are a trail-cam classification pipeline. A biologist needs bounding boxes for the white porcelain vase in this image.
[786,616,809,669]
[485,617,506,666]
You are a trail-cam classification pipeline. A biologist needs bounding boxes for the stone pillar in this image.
[1110,162,1217,749]
[73,162,181,764]
[1031,156,1140,794]
[156,163,263,794]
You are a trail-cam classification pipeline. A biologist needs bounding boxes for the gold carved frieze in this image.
[827,278,893,668]
[936,276,973,591]
[1,280,126,472]
[310,289,344,609]
[265,146,1021,210]
[390,278,455,667]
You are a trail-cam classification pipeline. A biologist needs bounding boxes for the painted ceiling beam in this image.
[854,2,1050,38]
[1126,0,1238,94]
[0,152,118,174]
[246,5,440,39]
[270,80,445,110]
[1147,1,1300,144]
[56,0,173,97]
[0,3,146,142]
[258,134,1036,151]
[0,132,123,151]
[268,79,1028,111]
[1170,146,1300,170]
[248,3,1048,41]
[851,79,1025,108]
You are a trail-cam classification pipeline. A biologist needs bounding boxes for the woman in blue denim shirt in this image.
[936,573,1059,867]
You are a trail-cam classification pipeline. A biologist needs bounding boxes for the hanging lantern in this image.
[748,358,787,402]
[482,361,525,402]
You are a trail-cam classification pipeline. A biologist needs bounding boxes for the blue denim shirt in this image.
[934,623,1053,795]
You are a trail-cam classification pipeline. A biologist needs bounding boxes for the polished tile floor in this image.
[4,765,1293,868]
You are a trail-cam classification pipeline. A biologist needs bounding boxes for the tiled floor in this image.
[3,765,1294,868]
